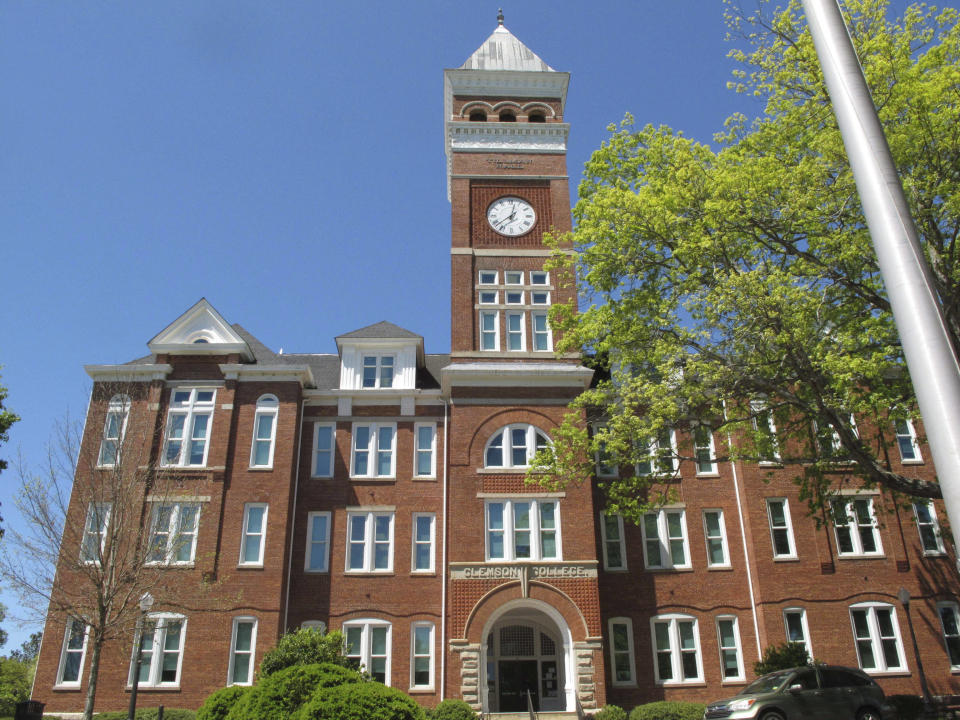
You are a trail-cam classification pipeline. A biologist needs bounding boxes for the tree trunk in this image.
[83,634,104,720]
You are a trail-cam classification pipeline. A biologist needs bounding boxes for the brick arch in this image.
[466,408,557,468]
[460,101,494,119]
[520,102,556,119]
[462,580,590,645]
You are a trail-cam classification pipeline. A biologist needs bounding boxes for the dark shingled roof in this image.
[336,321,422,340]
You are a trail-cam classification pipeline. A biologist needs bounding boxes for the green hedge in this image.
[258,629,357,677]
[628,701,706,720]
[424,698,478,720]
[196,685,250,720]
[594,705,627,720]
[93,710,196,720]
[295,681,426,720]
[227,663,362,720]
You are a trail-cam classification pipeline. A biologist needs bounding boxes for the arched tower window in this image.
[250,394,279,468]
[469,111,487,122]
[484,424,550,469]
[527,111,546,123]
[498,110,517,122]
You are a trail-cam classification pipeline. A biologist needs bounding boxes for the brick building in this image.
[33,19,960,717]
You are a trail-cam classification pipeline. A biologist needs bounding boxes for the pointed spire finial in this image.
[497,8,504,26]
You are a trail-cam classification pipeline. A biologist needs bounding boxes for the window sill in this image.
[248,466,275,472]
[645,567,694,572]
[125,685,181,692]
[411,571,437,576]
[707,565,733,571]
[408,687,436,694]
[721,679,747,686]
[476,468,528,475]
[349,476,396,482]
[862,670,910,677]
[237,564,264,570]
[145,563,196,569]
[413,476,437,481]
[901,459,924,466]
[773,556,800,562]
[696,472,720,479]
[922,551,947,558]
[656,681,706,687]
[52,685,82,691]
[344,571,395,576]
[836,554,886,560]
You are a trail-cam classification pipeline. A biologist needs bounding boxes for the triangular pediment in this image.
[147,298,253,360]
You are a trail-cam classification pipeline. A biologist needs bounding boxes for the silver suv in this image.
[703,665,895,720]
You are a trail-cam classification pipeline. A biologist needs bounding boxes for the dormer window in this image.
[362,356,394,389]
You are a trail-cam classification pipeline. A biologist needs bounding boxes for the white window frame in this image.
[410,622,435,690]
[301,620,327,632]
[478,270,498,285]
[715,615,744,682]
[693,424,717,475]
[97,394,130,467]
[239,503,268,566]
[641,508,690,570]
[530,271,549,285]
[815,415,857,461]
[413,423,436,478]
[766,498,797,560]
[80,501,111,565]
[311,422,336,478]
[484,499,561,562]
[651,614,703,685]
[608,617,637,687]
[636,429,677,476]
[849,602,906,673]
[343,619,392,685]
[227,617,258,686]
[411,512,435,573]
[361,354,396,389]
[832,497,883,557]
[161,388,215,467]
[601,513,627,571]
[146,502,200,566]
[480,310,500,351]
[55,618,89,687]
[751,401,780,464]
[505,289,525,305]
[531,290,551,306]
[531,311,552,351]
[249,394,279,468]
[505,311,526,351]
[783,607,813,661]
[129,613,187,688]
[305,511,331,573]
[702,509,730,568]
[479,290,499,304]
[345,510,394,573]
[894,418,922,463]
[350,422,396,478]
[937,601,960,670]
[913,501,945,555]
[484,424,551,470]
[504,270,524,285]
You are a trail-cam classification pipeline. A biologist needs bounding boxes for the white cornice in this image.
[85,364,173,382]
[441,362,592,394]
[219,364,314,386]
[448,123,568,154]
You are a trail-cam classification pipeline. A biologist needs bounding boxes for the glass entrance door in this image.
[498,659,539,711]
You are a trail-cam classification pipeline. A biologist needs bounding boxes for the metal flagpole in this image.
[802,0,960,571]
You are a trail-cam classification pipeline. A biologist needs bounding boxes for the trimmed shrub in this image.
[228,662,362,720]
[196,685,250,720]
[628,701,705,720]
[426,698,478,720]
[259,628,357,677]
[94,710,196,720]
[594,705,627,720]
[296,681,426,720]
[753,642,810,676]
[888,695,924,720]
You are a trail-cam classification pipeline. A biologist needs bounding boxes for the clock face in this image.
[487,197,536,237]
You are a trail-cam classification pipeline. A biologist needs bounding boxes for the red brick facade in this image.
[32,22,960,719]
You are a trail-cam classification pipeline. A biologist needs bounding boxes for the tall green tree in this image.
[538,0,959,520]
[0,371,21,537]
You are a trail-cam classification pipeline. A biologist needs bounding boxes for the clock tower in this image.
[444,12,577,360]
[441,16,604,715]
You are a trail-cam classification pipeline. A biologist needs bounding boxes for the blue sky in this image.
[0,1,914,648]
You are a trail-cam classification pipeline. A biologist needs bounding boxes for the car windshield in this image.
[740,670,794,695]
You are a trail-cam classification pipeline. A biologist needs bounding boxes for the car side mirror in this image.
[788,683,804,693]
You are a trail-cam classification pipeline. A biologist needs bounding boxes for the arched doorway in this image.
[481,602,572,713]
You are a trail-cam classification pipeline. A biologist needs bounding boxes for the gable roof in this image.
[336,320,422,340]
[147,298,254,360]
[459,23,554,72]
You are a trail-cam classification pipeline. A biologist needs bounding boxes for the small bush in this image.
[628,701,705,720]
[888,695,924,720]
[594,705,627,720]
[259,628,357,677]
[296,681,426,720]
[753,642,810,676]
[94,710,196,720]
[427,698,477,720]
[228,663,362,720]
[196,685,250,720]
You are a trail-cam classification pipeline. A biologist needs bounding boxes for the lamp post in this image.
[128,592,155,720]
[898,587,933,715]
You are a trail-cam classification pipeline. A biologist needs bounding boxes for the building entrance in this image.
[484,610,566,713]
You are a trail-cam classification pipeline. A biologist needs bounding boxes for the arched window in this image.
[528,111,546,123]
[250,394,279,468]
[98,394,130,467]
[469,111,486,122]
[498,110,516,122]
[484,424,550,469]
